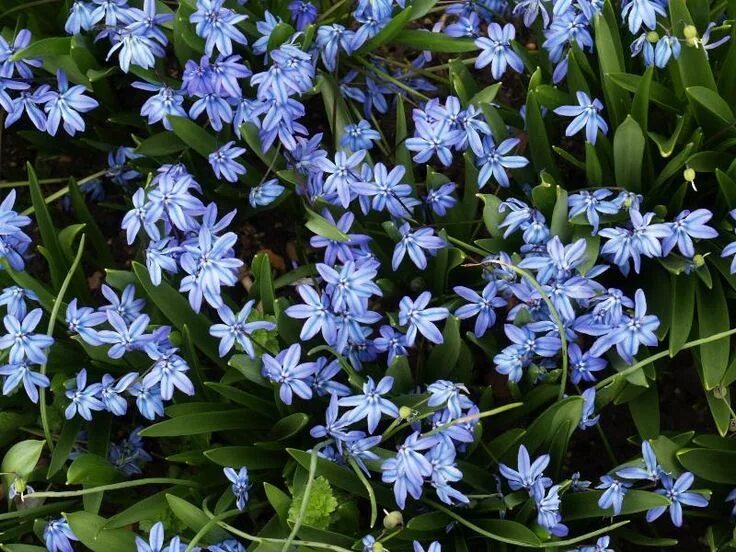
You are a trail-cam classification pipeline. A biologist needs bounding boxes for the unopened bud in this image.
[383,510,404,529]
[646,31,659,43]
[409,277,425,293]
[684,168,696,182]
[692,254,706,267]
[683,25,698,40]
[399,406,413,419]
[372,543,385,552]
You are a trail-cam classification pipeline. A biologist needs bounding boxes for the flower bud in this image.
[683,25,698,39]
[409,277,426,292]
[372,543,385,552]
[692,254,705,268]
[646,31,659,43]
[383,510,404,529]
[683,168,696,182]
[399,405,413,419]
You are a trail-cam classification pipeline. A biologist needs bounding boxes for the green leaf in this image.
[104,492,170,529]
[563,490,670,520]
[288,476,338,530]
[393,30,476,53]
[2,440,44,478]
[687,86,736,135]
[585,142,603,186]
[526,84,559,180]
[319,73,351,149]
[425,316,461,381]
[479,193,504,238]
[168,115,217,158]
[267,22,297,51]
[409,0,439,19]
[613,116,645,192]
[166,495,230,543]
[47,418,82,479]
[357,7,413,52]
[627,384,660,440]
[631,66,653,129]
[669,274,696,355]
[67,454,121,486]
[607,73,681,112]
[265,413,309,442]
[205,446,284,469]
[27,163,68,290]
[11,37,71,60]
[696,277,730,389]
[716,169,736,210]
[133,261,222,366]
[594,1,629,127]
[65,512,137,552]
[139,409,253,437]
[670,0,717,91]
[305,206,349,242]
[251,252,276,315]
[449,59,478,105]
[135,132,186,156]
[550,186,569,240]
[67,178,113,268]
[677,448,736,483]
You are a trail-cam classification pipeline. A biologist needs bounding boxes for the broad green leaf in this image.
[68,178,113,268]
[449,59,478,105]
[67,454,121,486]
[696,277,730,389]
[267,22,297,51]
[12,37,71,60]
[265,413,309,442]
[607,73,680,112]
[677,448,736,483]
[319,73,351,149]
[47,418,82,479]
[104,491,170,529]
[627,385,660,440]
[135,132,186,156]
[670,0,717,91]
[425,316,461,381]
[585,142,603,186]
[613,116,645,192]
[550,185,569,240]
[631,66,653,129]
[563,490,670,520]
[526,85,559,180]
[393,30,476,53]
[251,252,276,315]
[669,274,696,355]
[133,261,222,366]
[594,1,629,127]
[205,446,285,469]
[2,440,44,478]
[409,0,439,19]
[479,193,504,238]
[166,495,230,543]
[305,206,349,242]
[167,115,217,158]
[65,512,137,552]
[358,7,412,53]
[139,409,253,437]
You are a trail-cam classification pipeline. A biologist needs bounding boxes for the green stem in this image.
[40,234,86,452]
[421,402,523,437]
[354,55,431,100]
[21,169,107,216]
[25,477,199,498]
[348,457,377,528]
[0,177,67,188]
[281,443,324,552]
[595,327,736,390]
[185,506,240,552]
[216,520,353,551]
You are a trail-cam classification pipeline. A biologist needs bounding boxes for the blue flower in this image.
[338,376,399,433]
[579,536,614,552]
[142,347,194,400]
[596,475,631,516]
[90,0,135,27]
[317,260,382,313]
[253,11,282,56]
[406,119,463,167]
[475,23,524,79]
[536,484,568,537]
[0,361,50,403]
[66,1,95,34]
[210,540,245,552]
[107,30,160,73]
[135,522,179,552]
[98,312,151,359]
[617,440,661,481]
[130,382,165,420]
[189,92,233,132]
[568,343,607,384]
[44,518,79,552]
[65,368,105,421]
[209,141,247,182]
[285,284,337,343]
[310,211,370,265]
[621,0,666,34]
[146,238,180,286]
[654,35,681,67]
[453,282,507,337]
[413,542,441,552]
[190,0,248,56]
[322,150,366,208]
[646,472,708,526]
[288,0,318,30]
[427,380,473,418]
[210,300,276,357]
[100,284,146,324]
[599,209,669,275]
[0,286,37,319]
[6,86,53,131]
[315,24,351,71]
[554,92,608,145]
[133,82,188,131]
[262,344,318,404]
[568,189,620,235]
[590,289,659,364]
[426,182,458,216]
[398,291,450,346]
[499,445,552,500]
[373,325,409,365]
[128,0,173,45]
[381,431,439,508]
[224,467,251,511]
[0,308,54,365]
[249,178,285,208]
[341,120,382,152]
[353,163,419,218]
[310,357,351,397]
[579,387,599,429]
[100,372,138,416]
[660,208,718,257]
[0,30,41,79]
[475,135,529,188]
[179,228,243,312]
[393,224,446,270]
[44,69,99,136]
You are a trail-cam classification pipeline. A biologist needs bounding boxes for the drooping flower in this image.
[224,467,251,511]
[554,91,608,145]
